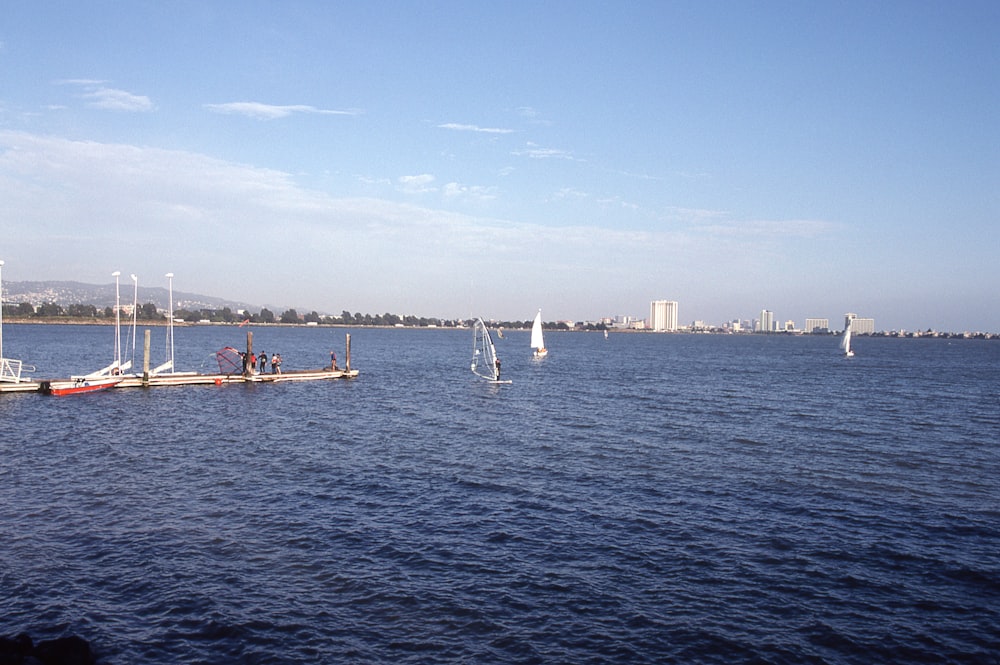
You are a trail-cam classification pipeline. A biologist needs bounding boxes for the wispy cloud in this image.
[512,142,574,160]
[442,182,498,202]
[55,80,154,112]
[0,130,846,324]
[86,87,154,112]
[204,102,361,120]
[554,187,589,200]
[398,173,436,194]
[437,123,515,134]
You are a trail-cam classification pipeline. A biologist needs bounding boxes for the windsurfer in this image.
[495,356,501,379]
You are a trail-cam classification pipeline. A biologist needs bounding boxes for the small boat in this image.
[841,321,855,358]
[530,309,548,358]
[45,376,123,396]
[471,318,511,384]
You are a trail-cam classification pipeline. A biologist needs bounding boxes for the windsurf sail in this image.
[216,346,244,375]
[471,318,502,382]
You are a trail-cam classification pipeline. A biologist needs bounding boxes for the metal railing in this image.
[0,357,35,383]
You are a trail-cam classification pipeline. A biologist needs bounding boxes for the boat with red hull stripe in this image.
[43,377,123,396]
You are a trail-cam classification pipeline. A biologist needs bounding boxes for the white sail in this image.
[530,310,548,357]
[471,318,506,382]
[840,322,854,357]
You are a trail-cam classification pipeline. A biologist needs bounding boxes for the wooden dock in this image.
[1,331,358,395]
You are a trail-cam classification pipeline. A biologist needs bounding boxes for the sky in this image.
[1,1,998,331]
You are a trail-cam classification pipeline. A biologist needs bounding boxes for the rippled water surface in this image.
[2,324,999,663]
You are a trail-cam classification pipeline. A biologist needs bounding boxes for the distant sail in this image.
[531,310,548,358]
[840,321,854,357]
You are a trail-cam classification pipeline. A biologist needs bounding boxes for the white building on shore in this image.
[649,300,679,332]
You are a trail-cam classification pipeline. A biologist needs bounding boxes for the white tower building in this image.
[650,300,679,332]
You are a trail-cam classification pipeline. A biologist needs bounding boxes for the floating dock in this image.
[1,331,358,395]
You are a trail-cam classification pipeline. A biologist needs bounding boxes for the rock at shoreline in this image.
[0,634,95,665]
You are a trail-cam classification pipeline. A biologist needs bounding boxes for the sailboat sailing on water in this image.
[841,320,855,358]
[471,318,511,384]
[530,310,548,358]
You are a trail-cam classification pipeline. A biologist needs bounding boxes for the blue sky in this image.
[1,1,997,331]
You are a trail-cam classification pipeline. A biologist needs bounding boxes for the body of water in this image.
[2,324,998,663]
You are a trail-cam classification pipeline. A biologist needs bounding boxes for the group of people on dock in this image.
[243,351,282,375]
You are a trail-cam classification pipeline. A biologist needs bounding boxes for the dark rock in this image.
[33,636,94,665]
[1,635,94,665]
[0,633,33,664]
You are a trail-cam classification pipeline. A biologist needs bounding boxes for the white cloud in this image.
[0,130,845,322]
[437,123,515,134]
[397,173,436,194]
[54,80,154,112]
[554,187,588,200]
[204,102,361,120]
[442,182,498,202]
[512,142,573,160]
[84,87,155,112]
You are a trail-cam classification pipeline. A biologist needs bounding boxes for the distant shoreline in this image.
[2,318,996,339]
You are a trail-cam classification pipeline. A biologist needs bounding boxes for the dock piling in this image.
[245,331,254,378]
[142,329,151,385]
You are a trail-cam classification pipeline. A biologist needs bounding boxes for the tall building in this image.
[759,309,774,333]
[649,300,678,332]
[805,318,830,333]
[845,313,875,334]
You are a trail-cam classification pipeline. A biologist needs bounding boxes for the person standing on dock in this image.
[272,353,282,374]
[330,351,338,371]
[259,352,267,374]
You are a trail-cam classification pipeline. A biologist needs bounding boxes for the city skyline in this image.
[0,276,981,336]
[1,3,998,332]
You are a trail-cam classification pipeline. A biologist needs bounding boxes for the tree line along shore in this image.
[1,303,587,331]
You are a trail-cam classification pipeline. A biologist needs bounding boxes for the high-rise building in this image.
[759,309,774,333]
[845,313,875,334]
[805,318,830,333]
[649,300,678,332]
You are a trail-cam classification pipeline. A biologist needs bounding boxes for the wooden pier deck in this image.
[1,330,358,395]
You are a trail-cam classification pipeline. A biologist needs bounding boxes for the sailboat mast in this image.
[0,259,5,361]
[112,271,122,369]
[166,272,175,373]
[130,274,138,367]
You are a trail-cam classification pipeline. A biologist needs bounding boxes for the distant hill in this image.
[2,280,281,314]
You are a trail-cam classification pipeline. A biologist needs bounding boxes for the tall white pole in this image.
[166,272,175,373]
[130,273,138,367]
[112,271,121,369]
[0,259,5,361]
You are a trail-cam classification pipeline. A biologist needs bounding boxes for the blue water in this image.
[2,324,998,663]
